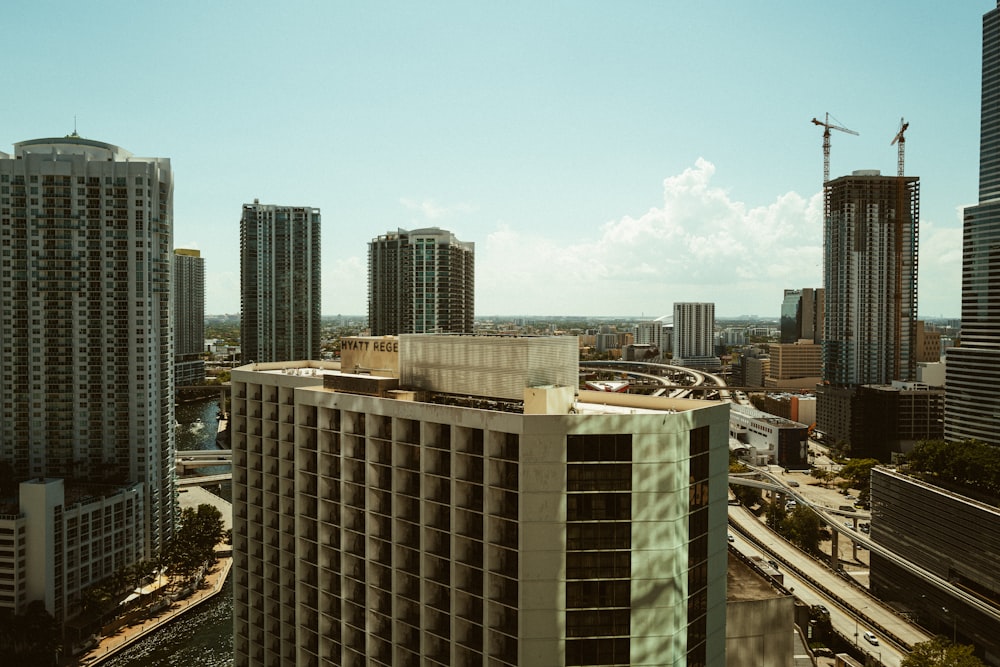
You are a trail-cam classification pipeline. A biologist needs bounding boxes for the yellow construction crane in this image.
[891,117,909,177]
[811,112,859,184]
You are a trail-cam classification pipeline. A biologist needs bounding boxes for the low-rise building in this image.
[729,404,809,468]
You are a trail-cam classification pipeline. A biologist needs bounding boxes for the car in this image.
[767,559,780,570]
[728,533,735,543]
[845,493,856,500]
[863,631,879,646]
[844,521,855,530]
[812,604,829,616]
[788,480,800,487]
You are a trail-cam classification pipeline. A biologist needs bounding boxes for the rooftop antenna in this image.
[68,115,80,139]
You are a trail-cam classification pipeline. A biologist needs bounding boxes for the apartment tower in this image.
[368,227,474,336]
[672,302,716,367]
[231,336,729,666]
[945,2,1000,446]
[817,170,919,447]
[240,200,321,364]
[822,171,919,386]
[0,135,174,619]
[174,248,205,385]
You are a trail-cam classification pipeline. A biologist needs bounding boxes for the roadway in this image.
[729,504,927,667]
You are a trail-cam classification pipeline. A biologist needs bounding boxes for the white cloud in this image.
[477,158,825,316]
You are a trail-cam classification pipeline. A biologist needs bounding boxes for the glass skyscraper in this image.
[944,3,1000,445]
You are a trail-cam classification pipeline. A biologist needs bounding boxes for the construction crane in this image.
[811,112,859,184]
[891,117,909,177]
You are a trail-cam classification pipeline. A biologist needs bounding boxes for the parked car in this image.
[728,533,735,543]
[863,631,879,645]
[788,480,800,487]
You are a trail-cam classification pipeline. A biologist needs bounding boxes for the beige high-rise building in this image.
[231,335,730,666]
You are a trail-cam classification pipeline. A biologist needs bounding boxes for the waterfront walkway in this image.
[73,553,232,666]
[71,486,234,666]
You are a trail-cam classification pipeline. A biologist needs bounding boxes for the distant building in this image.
[673,302,720,369]
[174,249,205,385]
[240,200,321,364]
[914,320,941,363]
[231,336,730,666]
[945,2,1000,447]
[779,288,824,344]
[368,227,474,336]
[0,135,174,621]
[870,467,1000,659]
[766,342,822,387]
[634,317,670,359]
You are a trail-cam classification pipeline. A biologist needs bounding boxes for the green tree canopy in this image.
[782,504,821,553]
[901,637,985,667]
[908,440,1000,497]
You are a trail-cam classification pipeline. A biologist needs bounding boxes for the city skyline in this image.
[3,2,990,317]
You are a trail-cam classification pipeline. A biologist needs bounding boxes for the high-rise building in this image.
[174,248,205,385]
[822,171,919,386]
[231,336,729,666]
[779,288,824,344]
[817,170,919,446]
[945,3,1000,446]
[240,200,321,364]
[0,135,174,620]
[673,302,718,368]
[368,227,474,336]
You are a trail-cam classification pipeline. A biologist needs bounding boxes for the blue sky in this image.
[2,2,990,317]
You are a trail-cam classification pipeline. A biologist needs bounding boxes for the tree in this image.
[782,505,821,553]
[901,637,985,667]
[765,499,787,529]
[839,457,879,504]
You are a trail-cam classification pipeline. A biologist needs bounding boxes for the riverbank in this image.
[72,553,232,667]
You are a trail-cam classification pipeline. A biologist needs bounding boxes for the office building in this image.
[174,248,205,385]
[765,342,822,386]
[231,335,730,666]
[852,382,944,461]
[0,135,174,620]
[240,200,321,364]
[673,302,719,369]
[869,467,1000,659]
[368,227,474,336]
[946,3,1000,447]
[779,288,824,344]
[728,404,808,468]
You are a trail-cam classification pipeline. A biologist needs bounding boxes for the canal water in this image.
[103,395,234,667]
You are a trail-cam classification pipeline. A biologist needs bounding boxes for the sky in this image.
[2,1,991,318]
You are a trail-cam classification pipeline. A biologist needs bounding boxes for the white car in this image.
[863,631,879,646]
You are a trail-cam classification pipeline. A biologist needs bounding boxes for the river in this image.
[102,395,234,667]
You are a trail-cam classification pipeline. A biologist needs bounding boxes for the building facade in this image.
[945,2,1000,447]
[174,248,205,385]
[240,200,321,364]
[368,227,474,336]
[673,302,718,368]
[823,171,919,386]
[869,467,1000,660]
[779,288,824,344]
[766,342,822,385]
[0,135,174,620]
[231,336,730,666]
[728,404,808,468]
